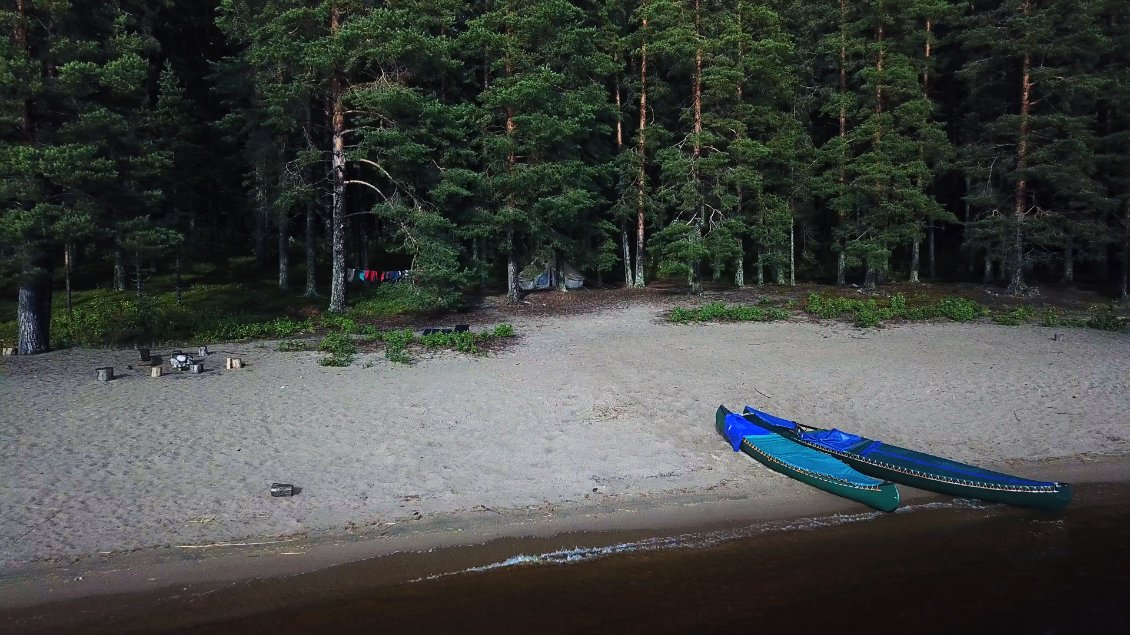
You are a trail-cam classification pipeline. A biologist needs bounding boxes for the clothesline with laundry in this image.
[346,269,411,283]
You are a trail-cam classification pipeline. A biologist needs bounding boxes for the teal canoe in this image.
[716,406,899,512]
[742,406,1072,511]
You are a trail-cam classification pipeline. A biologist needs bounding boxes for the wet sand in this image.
[6,481,1130,634]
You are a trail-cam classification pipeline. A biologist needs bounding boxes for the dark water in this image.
[10,484,1130,634]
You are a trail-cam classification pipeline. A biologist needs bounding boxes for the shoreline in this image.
[2,451,1126,616]
[3,473,1130,635]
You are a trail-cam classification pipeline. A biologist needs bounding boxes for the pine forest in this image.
[2,0,1128,353]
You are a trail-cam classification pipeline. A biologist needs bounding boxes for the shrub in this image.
[934,297,984,322]
[993,305,1034,326]
[1087,305,1125,332]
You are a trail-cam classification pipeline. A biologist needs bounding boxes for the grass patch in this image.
[669,302,790,323]
[803,293,990,328]
[317,331,358,367]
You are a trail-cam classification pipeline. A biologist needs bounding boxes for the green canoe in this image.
[716,406,900,512]
[743,405,1072,511]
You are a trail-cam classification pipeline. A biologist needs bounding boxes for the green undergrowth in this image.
[669,302,790,323]
[0,281,457,349]
[665,293,1126,332]
[272,323,517,366]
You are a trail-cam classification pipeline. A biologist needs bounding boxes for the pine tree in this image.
[466,0,613,302]
[959,0,1107,294]
[1,1,160,353]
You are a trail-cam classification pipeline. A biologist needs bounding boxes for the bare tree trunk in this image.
[614,63,633,289]
[622,226,633,287]
[928,221,936,278]
[983,252,993,284]
[255,206,269,268]
[735,251,745,288]
[690,0,703,295]
[789,219,796,286]
[64,242,73,315]
[634,4,649,289]
[134,253,143,299]
[836,0,848,287]
[1062,243,1074,284]
[278,220,289,290]
[1009,9,1032,295]
[327,2,347,313]
[964,178,974,277]
[175,249,183,304]
[114,248,126,291]
[756,248,764,285]
[506,230,519,303]
[1122,203,1128,300]
[304,200,318,297]
[911,239,920,283]
[17,259,52,354]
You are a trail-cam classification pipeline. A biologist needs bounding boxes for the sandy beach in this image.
[2,294,1129,613]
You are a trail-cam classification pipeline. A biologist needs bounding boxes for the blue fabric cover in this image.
[723,413,770,451]
[799,428,865,451]
[743,406,798,430]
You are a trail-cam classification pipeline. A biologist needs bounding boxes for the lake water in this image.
[8,482,1129,634]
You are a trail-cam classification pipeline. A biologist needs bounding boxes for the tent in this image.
[518,257,584,291]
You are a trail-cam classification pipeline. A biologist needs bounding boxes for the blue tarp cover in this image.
[744,406,798,430]
[799,428,866,451]
[723,413,770,451]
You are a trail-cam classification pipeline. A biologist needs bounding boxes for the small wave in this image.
[412,510,886,582]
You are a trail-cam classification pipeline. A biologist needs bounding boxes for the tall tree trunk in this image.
[17,259,52,354]
[690,0,703,295]
[614,62,633,288]
[304,199,318,297]
[756,248,764,285]
[1062,243,1074,283]
[134,253,143,299]
[634,4,649,289]
[836,0,848,286]
[965,174,974,274]
[735,250,745,288]
[175,249,183,304]
[983,252,993,284]
[1009,7,1032,295]
[506,229,519,303]
[64,242,73,315]
[928,221,936,279]
[327,2,347,313]
[278,220,289,290]
[622,226,633,287]
[1122,203,1128,300]
[114,248,126,291]
[789,218,796,286]
[255,205,269,268]
[911,239,920,282]
[912,17,932,285]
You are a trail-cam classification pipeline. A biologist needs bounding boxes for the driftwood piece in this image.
[226,357,243,370]
[96,367,114,382]
[150,366,163,378]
